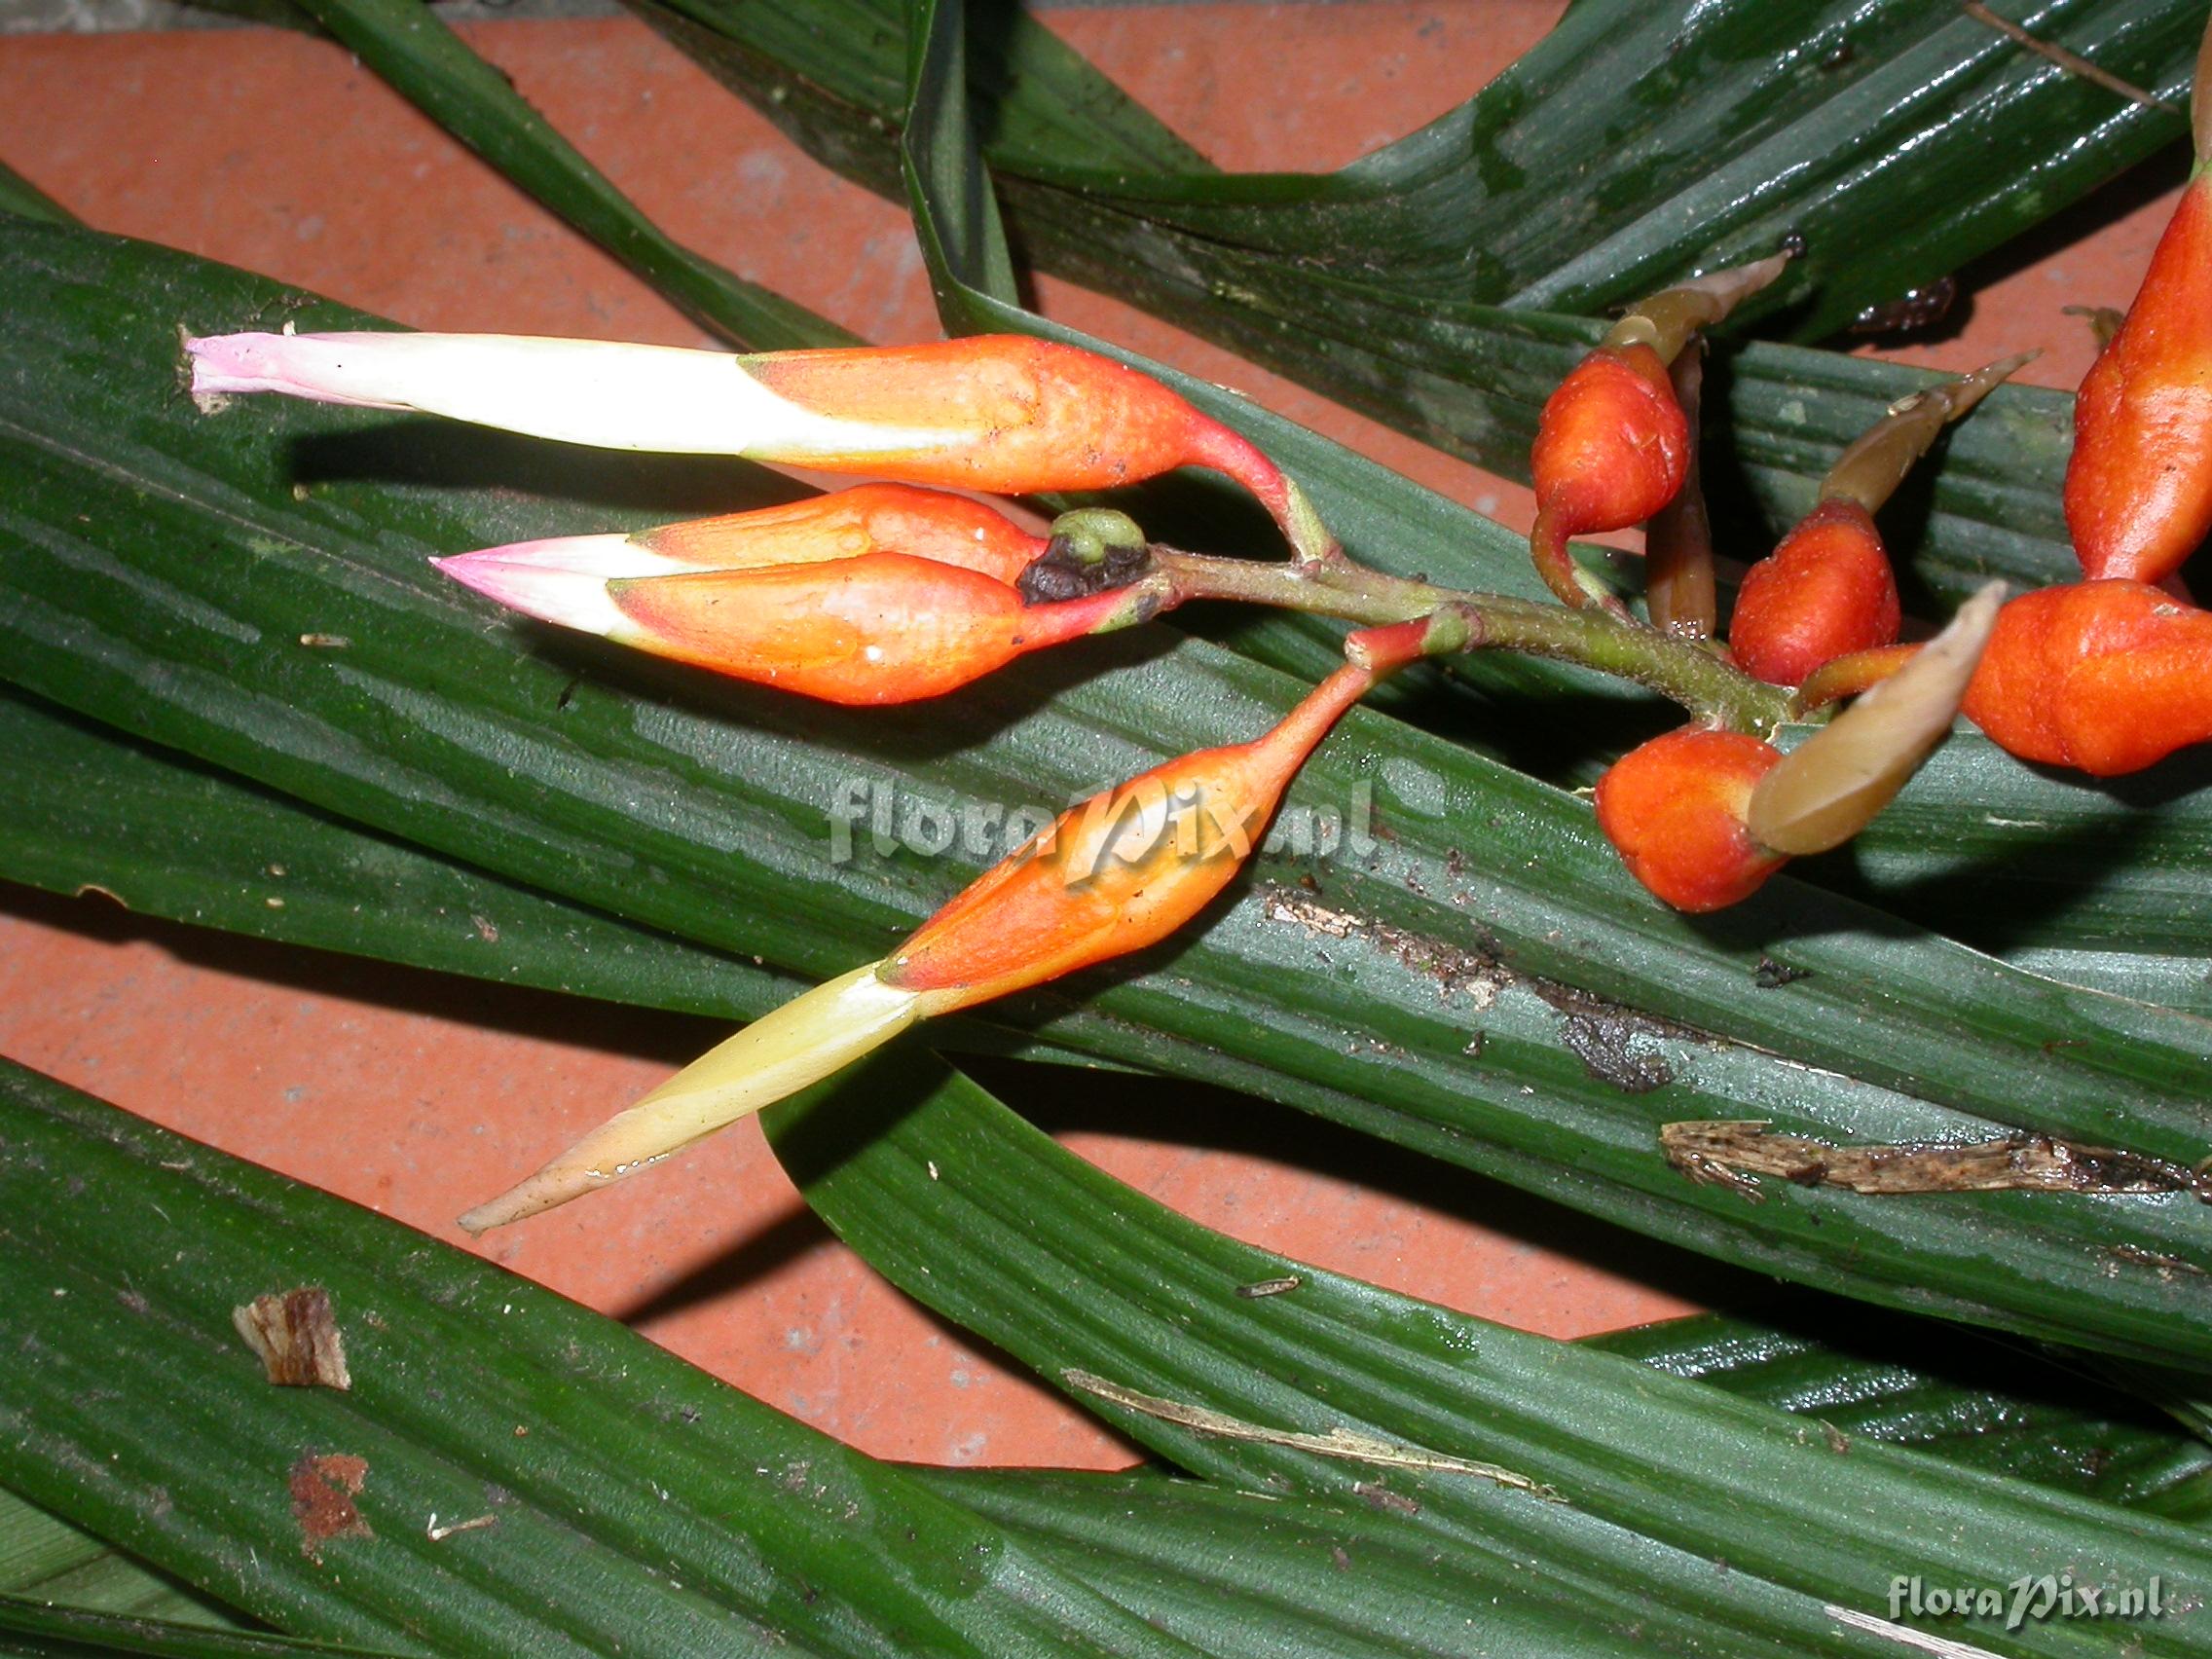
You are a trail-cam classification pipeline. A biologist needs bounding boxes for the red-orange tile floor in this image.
[0,3,2175,1468]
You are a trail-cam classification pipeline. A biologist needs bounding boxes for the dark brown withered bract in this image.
[1015,535,1153,603]
[234,1286,351,1389]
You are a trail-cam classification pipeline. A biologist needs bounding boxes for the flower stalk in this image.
[1150,546,1789,733]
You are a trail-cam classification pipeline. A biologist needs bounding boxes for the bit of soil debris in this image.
[289,1453,372,1560]
[1661,1120,2212,1203]
[1848,276,1957,338]
[1752,956,1811,989]
[1261,885,1710,1091]
[234,1287,351,1390]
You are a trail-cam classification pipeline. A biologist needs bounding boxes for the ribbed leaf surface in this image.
[766,1051,2212,1659]
[5,220,2212,1368]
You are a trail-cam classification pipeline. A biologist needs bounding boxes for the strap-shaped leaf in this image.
[281,0,851,352]
[55,1058,2183,1659]
[1586,1309,2212,1510]
[5,220,2212,1367]
[0,162,77,228]
[0,1057,1210,1659]
[766,1051,2212,1659]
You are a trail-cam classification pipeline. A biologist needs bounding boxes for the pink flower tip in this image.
[182,330,392,411]
[432,537,654,639]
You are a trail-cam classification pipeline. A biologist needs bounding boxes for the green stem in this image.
[1152,547,1789,733]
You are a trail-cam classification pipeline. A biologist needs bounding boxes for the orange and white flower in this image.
[186,330,1335,559]
[434,485,1156,705]
[457,656,1381,1233]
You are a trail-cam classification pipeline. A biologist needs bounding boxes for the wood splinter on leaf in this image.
[1661,1120,2212,1204]
[234,1285,351,1389]
[1061,1368,1560,1499]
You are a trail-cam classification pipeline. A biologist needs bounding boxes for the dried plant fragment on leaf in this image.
[1662,1121,2212,1203]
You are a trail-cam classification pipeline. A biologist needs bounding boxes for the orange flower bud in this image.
[1728,499,1900,686]
[1594,727,1788,913]
[1963,579,2212,776]
[187,330,1336,560]
[883,662,1375,1008]
[2065,182,2212,585]
[1731,354,2027,687]
[2064,18,2212,586]
[1527,251,1793,610]
[605,554,1145,705]
[460,662,1378,1231]
[1529,343,1688,607]
[435,486,1157,705]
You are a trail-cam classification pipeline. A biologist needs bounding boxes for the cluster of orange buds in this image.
[1516,245,2035,913]
[1800,20,2212,785]
[190,323,1394,1228]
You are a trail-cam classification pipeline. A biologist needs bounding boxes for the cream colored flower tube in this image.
[187,330,967,458]
[457,964,921,1234]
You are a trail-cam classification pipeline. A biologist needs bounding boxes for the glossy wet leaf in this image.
[7,219,2212,1369]
[766,1048,2212,1659]
[0,1059,1209,1659]
[640,0,2194,607]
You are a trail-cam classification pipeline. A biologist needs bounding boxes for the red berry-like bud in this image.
[1728,499,1901,686]
[1529,343,1689,607]
[1594,727,1788,912]
[1963,579,2212,776]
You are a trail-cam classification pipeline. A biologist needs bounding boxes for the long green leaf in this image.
[16,668,2212,1457]
[0,685,805,1024]
[768,1051,2212,1659]
[1587,1309,2212,1509]
[0,1057,1214,1659]
[0,1598,395,1659]
[27,1060,2058,1659]
[0,163,78,229]
[0,1489,246,1638]
[8,220,2212,1368]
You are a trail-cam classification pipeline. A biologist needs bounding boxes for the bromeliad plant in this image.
[184,314,2035,1215]
[18,0,2212,1649]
